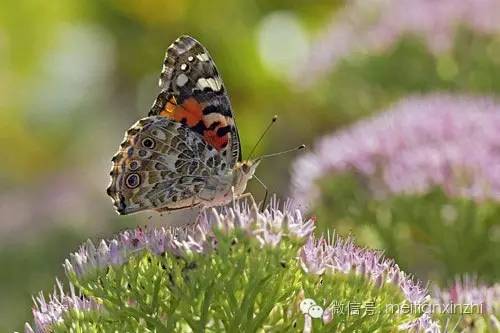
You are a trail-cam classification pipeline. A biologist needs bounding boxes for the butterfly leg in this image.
[253,175,268,212]
[195,204,207,223]
[232,192,259,210]
[234,192,256,208]
[230,186,237,210]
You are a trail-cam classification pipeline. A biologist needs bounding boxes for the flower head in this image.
[299,234,440,331]
[64,198,315,279]
[291,94,500,209]
[29,199,315,331]
[25,280,100,333]
[299,234,429,304]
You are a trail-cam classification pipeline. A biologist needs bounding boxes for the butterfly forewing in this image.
[149,35,241,167]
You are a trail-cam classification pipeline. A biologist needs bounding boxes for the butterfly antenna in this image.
[247,115,278,160]
[256,144,306,160]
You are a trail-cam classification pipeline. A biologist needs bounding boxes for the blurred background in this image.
[2,0,500,331]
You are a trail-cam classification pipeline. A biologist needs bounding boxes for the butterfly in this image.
[107,35,261,215]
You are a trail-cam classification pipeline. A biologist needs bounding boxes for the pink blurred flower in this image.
[291,94,500,209]
[433,275,500,315]
[300,0,500,85]
[399,312,441,332]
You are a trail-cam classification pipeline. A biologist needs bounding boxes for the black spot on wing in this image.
[200,96,233,117]
[202,105,218,115]
[216,125,231,137]
[191,120,207,134]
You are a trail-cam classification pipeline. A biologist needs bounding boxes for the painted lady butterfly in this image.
[107,36,260,215]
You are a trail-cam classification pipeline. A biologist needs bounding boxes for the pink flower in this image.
[64,198,315,279]
[299,234,429,305]
[299,0,500,86]
[433,275,500,315]
[299,234,440,331]
[28,199,315,332]
[25,280,100,333]
[291,94,500,209]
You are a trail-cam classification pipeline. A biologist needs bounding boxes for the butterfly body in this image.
[107,36,257,215]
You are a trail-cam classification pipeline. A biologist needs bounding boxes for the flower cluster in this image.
[299,234,440,332]
[291,94,500,209]
[398,313,440,333]
[299,0,500,85]
[300,235,428,305]
[29,199,315,332]
[64,199,315,280]
[434,275,500,315]
[25,280,100,333]
[26,198,439,332]
[433,276,500,331]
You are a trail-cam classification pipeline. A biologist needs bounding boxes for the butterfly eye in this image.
[142,137,155,149]
[242,163,250,173]
[126,173,141,189]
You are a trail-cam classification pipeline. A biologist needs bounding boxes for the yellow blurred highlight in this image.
[0,113,57,183]
[111,0,186,26]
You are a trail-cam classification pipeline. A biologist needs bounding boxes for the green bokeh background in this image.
[2,0,500,331]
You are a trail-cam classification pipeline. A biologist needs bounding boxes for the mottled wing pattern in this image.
[107,116,227,215]
[149,35,242,167]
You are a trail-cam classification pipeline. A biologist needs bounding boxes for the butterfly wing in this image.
[107,116,227,215]
[149,35,242,167]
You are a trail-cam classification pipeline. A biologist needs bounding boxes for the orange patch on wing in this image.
[203,129,229,151]
[159,97,204,127]
[159,96,229,151]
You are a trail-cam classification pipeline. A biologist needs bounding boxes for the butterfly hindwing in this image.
[149,35,242,168]
[107,116,226,215]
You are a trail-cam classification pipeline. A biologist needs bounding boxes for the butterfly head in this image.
[232,159,261,194]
